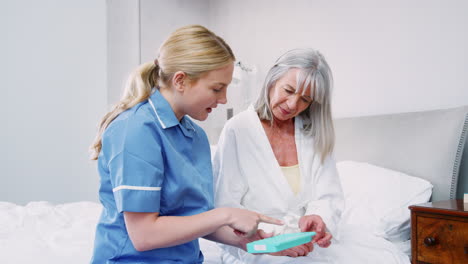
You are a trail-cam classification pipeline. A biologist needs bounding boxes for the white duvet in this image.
[0,201,223,264]
[219,225,410,264]
[0,201,101,264]
[0,202,409,264]
[2,158,425,264]
[0,201,410,264]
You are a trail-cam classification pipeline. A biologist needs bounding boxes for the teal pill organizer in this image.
[246,232,316,253]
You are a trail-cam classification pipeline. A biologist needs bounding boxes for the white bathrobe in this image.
[213,106,344,264]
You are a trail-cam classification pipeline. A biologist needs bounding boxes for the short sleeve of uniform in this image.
[104,115,164,213]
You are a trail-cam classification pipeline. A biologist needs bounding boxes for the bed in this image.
[1,106,467,264]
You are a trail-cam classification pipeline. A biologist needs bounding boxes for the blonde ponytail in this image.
[90,25,234,160]
[90,62,158,160]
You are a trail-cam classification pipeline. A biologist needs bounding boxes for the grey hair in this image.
[254,48,335,163]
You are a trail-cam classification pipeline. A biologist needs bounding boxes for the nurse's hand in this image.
[223,208,283,237]
[239,230,313,257]
[238,229,273,251]
[298,214,332,248]
[270,241,313,257]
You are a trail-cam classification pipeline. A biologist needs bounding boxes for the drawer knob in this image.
[423,237,437,247]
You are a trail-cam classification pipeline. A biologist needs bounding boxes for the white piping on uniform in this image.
[148,99,166,129]
[113,185,162,192]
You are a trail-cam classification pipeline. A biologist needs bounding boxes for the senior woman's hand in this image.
[298,215,332,248]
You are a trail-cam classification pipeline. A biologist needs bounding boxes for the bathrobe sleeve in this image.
[213,122,248,209]
[304,155,344,237]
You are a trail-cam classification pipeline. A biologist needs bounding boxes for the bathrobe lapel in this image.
[251,109,296,202]
[243,106,316,216]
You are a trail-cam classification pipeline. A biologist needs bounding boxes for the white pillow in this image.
[337,161,433,242]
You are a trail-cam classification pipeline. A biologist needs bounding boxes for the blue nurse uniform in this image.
[90,89,213,263]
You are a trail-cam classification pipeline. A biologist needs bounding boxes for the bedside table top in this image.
[409,199,468,217]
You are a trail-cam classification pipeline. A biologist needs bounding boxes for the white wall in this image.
[140,0,210,63]
[1,0,107,204]
[210,0,468,118]
[108,0,210,108]
[132,0,468,143]
[2,0,466,203]
[107,0,140,105]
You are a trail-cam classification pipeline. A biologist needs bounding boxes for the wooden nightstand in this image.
[409,199,468,264]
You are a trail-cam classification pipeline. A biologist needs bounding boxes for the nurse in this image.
[213,48,345,263]
[89,25,282,263]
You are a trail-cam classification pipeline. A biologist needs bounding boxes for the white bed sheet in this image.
[0,201,410,264]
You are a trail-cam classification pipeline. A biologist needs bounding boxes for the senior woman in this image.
[213,48,344,264]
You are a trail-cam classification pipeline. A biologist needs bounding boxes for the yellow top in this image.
[280,164,301,195]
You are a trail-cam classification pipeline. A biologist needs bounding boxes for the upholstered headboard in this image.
[334,106,468,202]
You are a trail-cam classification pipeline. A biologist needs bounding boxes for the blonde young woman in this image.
[89,25,283,263]
[213,48,345,263]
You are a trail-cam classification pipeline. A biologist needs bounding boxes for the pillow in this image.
[337,161,433,242]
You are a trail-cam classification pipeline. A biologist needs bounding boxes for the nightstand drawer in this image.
[416,216,468,264]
